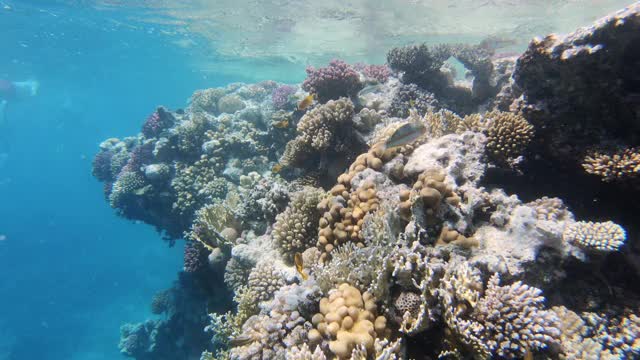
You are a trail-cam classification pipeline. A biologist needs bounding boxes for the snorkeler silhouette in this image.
[0,79,39,154]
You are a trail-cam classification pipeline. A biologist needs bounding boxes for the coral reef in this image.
[93,7,640,360]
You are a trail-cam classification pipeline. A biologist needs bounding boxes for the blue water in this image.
[0,2,265,359]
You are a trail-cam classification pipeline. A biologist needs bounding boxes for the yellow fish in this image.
[294,253,308,280]
[272,163,284,173]
[409,99,415,108]
[272,119,289,129]
[523,347,533,360]
[297,93,315,111]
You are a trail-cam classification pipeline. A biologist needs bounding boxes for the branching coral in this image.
[246,261,286,302]
[563,220,626,252]
[484,110,534,164]
[172,157,228,218]
[280,98,355,166]
[302,60,363,102]
[273,187,325,263]
[389,83,439,118]
[582,146,640,182]
[447,273,561,358]
[142,107,175,138]
[271,85,296,110]
[387,44,451,91]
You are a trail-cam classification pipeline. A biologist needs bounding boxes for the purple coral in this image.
[302,59,363,102]
[92,150,114,182]
[119,142,154,176]
[358,63,391,83]
[142,107,174,138]
[271,85,296,110]
[183,240,207,273]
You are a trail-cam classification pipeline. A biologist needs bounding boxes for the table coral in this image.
[563,221,626,252]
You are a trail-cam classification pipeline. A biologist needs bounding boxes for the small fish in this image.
[294,252,308,280]
[409,99,415,108]
[272,163,284,173]
[297,93,315,111]
[0,234,6,241]
[229,334,254,347]
[523,347,533,360]
[272,119,289,129]
[357,84,384,97]
[383,122,426,149]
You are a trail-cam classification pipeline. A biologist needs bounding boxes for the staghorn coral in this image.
[273,187,325,263]
[484,110,534,164]
[280,98,355,166]
[302,60,363,102]
[563,221,626,252]
[246,261,286,302]
[308,283,390,359]
[582,146,640,182]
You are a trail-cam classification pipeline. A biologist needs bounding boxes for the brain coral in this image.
[484,110,534,164]
[273,187,325,263]
[563,220,626,252]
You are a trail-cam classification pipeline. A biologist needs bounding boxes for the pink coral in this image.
[302,59,362,102]
[358,63,391,83]
[271,85,296,110]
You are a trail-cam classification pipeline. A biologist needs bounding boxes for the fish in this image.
[272,119,289,129]
[383,121,426,149]
[297,93,315,111]
[229,334,254,347]
[294,252,308,280]
[409,99,415,108]
[272,163,284,173]
[357,84,384,97]
[523,347,533,360]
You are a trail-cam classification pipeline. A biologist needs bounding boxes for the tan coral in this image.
[273,187,325,263]
[582,146,640,182]
[484,110,534,163]
[317,181,380,261]
[399,168,460,223]
[279,98,355,166]
[436,226,478,248]
[309,283,389,359]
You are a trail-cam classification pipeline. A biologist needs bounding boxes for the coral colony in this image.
[93,5,640,360]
